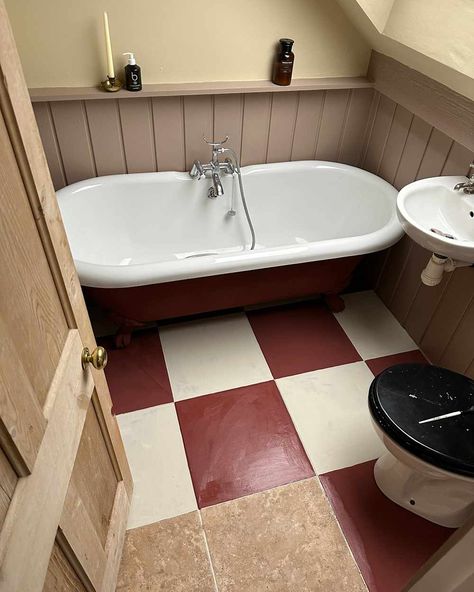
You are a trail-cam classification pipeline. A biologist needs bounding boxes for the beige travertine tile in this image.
[116,511,216,592]
[201,477,367,592]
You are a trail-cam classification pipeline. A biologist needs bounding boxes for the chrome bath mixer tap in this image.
[189,136,235,198]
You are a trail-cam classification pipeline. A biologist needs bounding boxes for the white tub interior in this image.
[57,161,403,288]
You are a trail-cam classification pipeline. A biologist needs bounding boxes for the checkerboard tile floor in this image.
[107,290,454,591]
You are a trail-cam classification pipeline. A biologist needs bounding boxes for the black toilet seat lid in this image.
[369,364,474,477]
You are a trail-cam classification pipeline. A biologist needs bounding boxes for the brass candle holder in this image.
[101,75,122,92]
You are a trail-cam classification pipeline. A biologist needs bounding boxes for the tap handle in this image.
[203,135,229,148]
[468,161,474,178]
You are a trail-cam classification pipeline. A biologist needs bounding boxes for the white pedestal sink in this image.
[397,176,474,264]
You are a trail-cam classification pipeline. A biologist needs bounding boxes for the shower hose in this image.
[221,147,256,251]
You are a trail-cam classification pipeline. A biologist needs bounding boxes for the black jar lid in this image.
[369,364,474,477]
[279,38,294,50]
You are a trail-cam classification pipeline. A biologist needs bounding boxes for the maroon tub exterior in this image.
[85,257,361,345]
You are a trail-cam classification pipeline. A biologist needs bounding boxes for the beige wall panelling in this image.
[290,91,325,161]
[416,128,453,180]
[151,96,185,172]
[388,242,433,324]
[385,127,455,324]
[377,104,413,184]
[403,274,452,346]
[376,235,412,306]
[266,92,299,164]
[118,98,156,173]
[368,52,474,152]
[392,116,432,189]
[441,141,474,176]
[338,87,375,165]
[439,297,474,375]
[32,102,66,189]
[420,269,474,365]
[362,93,396,173]
[183,94,214,170]
[84,100,126,177]
[49,101,96,184]
[315,89,351,161]
[213,94,244,162]
[240,93,272,166]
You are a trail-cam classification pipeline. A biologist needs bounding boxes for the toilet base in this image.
[374,451,474,528]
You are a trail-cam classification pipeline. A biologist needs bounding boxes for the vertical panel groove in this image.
[46,102,67,187]
[149,98,158,172]
[312,91,326,159]
[116,100,128,174]
[388,111,414,184]
[265,94,275,163]
[375,102,397,175]
[336,89,352,161]
[359,91,380,166]
[81,101,98,178]
[181,96,187,171]
[413,126,433,180]
[289,92,301,159]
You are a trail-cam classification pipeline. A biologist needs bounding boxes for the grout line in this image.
[317,474,370,591]
[198,511,220,592]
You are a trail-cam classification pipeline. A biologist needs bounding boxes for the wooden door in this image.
[0,2,132,591]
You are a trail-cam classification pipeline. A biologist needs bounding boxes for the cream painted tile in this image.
[278,362,385,474]
[159,313,272,401]
[334,291,417,359]
[117,404,197,529]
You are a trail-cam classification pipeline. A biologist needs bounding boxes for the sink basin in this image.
[397,176,474,263]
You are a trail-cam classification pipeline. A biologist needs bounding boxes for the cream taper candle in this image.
[103,11,115,78]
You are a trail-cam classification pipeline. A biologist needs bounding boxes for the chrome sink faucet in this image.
[453,162,474,194]
[189,136,235,198]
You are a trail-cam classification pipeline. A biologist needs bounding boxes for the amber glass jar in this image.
[272,38,295,86]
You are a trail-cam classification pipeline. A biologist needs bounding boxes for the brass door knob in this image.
[81,346,108,370]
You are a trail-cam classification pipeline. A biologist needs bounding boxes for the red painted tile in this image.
[366,350,429,377]
[176,381,314,507]
[247,302,361,378]
[320,461,454,592]
[101,329,173,415]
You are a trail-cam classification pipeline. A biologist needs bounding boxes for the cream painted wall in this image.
[5,0,370,88]
[355,0,395,32]
[384,0,474,78]
[336,0,474,100]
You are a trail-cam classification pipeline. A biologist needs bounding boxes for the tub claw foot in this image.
[323,293,345,313]
[114,329,133,349]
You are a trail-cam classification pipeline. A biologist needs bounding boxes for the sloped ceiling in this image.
[336,0,474,100]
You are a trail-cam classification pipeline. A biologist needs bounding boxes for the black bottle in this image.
[123,52,142,91]
[272,39,295,86]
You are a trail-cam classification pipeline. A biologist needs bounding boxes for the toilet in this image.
[369,363,474,528]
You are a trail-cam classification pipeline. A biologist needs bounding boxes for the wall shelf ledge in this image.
[29,76,374,102]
